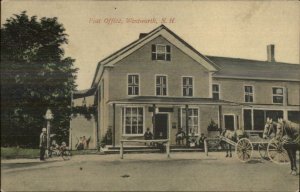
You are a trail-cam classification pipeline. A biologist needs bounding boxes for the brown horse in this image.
[276,118,300,176]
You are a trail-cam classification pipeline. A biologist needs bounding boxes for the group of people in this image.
[176,128,207,148]
[75,136,91,150]
[39,127,67,160]
[143,127,206,148]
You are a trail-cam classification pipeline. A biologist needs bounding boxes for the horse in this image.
[219,128,248,157]
[276,118,300,176]
[263,117,278,139]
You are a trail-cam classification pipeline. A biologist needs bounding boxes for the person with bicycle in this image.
[49,139,59,157]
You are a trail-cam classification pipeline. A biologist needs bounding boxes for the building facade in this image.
[70,25,300,149]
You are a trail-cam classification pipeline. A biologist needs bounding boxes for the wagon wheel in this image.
[258,143,268,159]
[236,138,253,162]
[267,138,289,164]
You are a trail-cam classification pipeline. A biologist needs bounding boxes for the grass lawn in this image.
[1,147,39,159]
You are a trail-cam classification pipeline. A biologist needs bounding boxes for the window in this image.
[244,86,254,103]
[152,44,171,61]
[253,110,283,130]
[123,107,144,135]
[181,108,199,135]
[156,75,167,96]
[272,87,283,104]
[212,84,220,100]
[288,111,300,124]
[182,77,193,96]
[128,75,139,95]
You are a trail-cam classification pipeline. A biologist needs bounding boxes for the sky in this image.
[2,1,299,90]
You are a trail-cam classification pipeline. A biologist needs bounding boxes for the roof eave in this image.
[213,76,300,82]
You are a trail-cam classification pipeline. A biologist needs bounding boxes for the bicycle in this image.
[49,143,72,160]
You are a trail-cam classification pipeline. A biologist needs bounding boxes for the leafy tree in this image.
[1,11,78,147]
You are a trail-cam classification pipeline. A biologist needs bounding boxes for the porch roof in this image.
[107,96,239,105]
[73,87,96,99]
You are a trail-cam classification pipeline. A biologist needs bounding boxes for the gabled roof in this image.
[91,25,219,87]
[208,56,300,81]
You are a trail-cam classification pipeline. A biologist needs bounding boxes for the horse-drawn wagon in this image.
[205,118,299,175]
[218,134,289,164]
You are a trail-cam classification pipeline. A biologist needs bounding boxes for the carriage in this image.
[205,118,299,176]
[218,133,289,164]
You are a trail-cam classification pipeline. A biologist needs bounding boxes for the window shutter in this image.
[166,45,171,52]
[152,44,156,52]
[166,45,171,61]
[178,108,181,128]
[152,44,156,60]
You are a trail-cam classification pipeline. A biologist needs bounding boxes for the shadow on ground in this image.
[1,159,61,170]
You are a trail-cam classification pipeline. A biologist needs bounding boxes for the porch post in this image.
[120,140,123,159]
[204,139,208,156]
[113,103,116,147]
[152,104,156,137]
[218,105,223,129]
[166,140,170,158]
[251,108,254,130]
[185,104,189,146]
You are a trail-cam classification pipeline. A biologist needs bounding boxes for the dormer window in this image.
[152,44,171,61]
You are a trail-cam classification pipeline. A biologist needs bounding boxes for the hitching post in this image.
[45,109,53,157]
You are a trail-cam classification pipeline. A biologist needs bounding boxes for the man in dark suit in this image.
[144,128,153,146]
[39,128,47,160]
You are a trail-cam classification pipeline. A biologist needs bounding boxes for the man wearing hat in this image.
[39,128,47,160]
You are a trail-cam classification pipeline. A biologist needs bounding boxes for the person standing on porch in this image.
[144,128,153,146]
[197,133,207,149]
[176,128,186,145]
[39,128,47,161]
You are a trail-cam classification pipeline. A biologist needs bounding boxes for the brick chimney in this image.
[267,44,275,62]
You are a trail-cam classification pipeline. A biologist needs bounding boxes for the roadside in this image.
[1,147,98,159]
[2,152,299,192]
[0,151,267,173]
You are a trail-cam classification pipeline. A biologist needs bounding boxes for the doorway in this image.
[154,114,168,139]
[224,115,235,130]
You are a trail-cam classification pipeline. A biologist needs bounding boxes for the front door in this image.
[224,115,235,130]
[154,114,168,139]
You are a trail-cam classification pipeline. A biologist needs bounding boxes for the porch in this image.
[107,96,242,147]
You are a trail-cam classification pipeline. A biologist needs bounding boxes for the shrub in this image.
[207,119,219,131]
